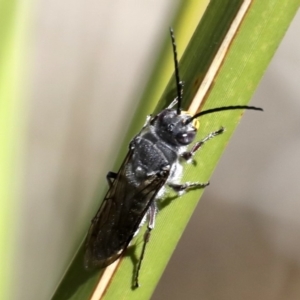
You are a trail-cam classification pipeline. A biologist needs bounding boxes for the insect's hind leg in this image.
[181,127,224,161]
[106,171,117,187]
[133,202,157,289]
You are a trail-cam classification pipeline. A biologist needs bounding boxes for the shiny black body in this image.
[84,107,200,269]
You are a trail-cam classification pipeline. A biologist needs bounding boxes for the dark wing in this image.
[84,149,168,269]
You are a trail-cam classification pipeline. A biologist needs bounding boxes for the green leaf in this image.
[52,0,300,299]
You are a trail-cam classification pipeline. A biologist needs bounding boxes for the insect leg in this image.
[181,127,225,161]
[133,202,156,288]
[168,181,209,193]
[106,171,117,187]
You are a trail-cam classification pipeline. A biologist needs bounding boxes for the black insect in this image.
[84,28,262,288]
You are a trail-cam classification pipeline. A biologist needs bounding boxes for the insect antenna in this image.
[186,105,263,124]
[170,28,183,115]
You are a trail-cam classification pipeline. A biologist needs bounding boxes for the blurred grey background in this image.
[15,1,299,299]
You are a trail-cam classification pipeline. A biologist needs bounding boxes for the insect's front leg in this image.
[181,127,225,161]
[133,202,157,289]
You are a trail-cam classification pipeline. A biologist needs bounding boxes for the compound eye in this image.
[176,130,196,145]
[167,123,174,132]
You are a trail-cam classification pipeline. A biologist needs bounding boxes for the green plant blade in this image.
[0,0,28,299]
[52,0,300,299]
